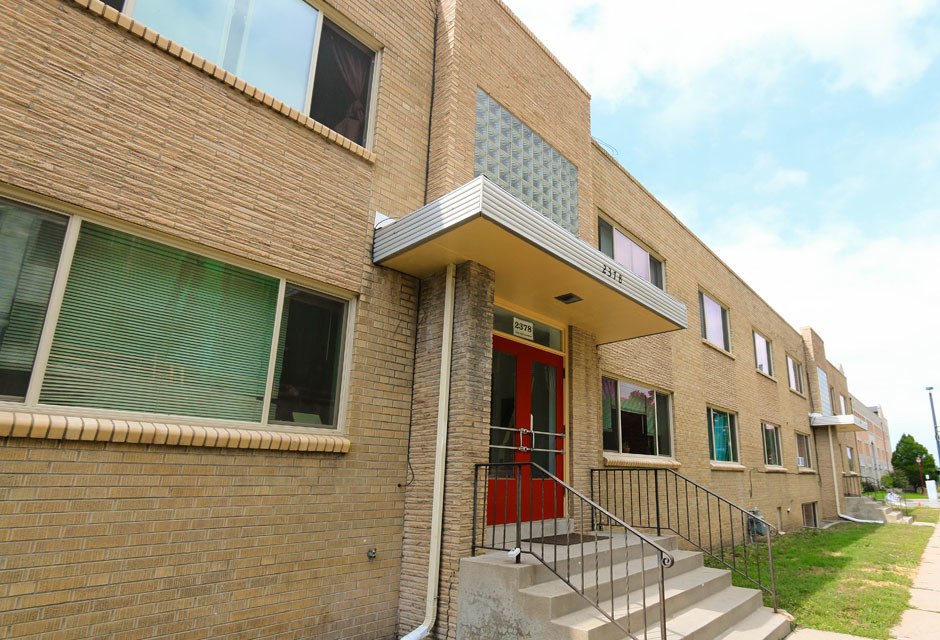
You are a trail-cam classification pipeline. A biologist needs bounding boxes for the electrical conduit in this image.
[402,263,456,640]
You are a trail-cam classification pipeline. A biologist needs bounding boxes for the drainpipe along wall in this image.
[402,262,456,640]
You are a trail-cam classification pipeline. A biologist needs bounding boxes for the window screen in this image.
[309,20,375,147]
[40,223,279,422]
[0,205,67,400]
[268,286,346,427]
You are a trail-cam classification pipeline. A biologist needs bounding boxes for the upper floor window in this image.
[707,407,738,462]
[817,367,832,415]
[120,0,376,146]
[840,394,847,415]
[699,292,730,352]
[753,331,773,375]
[602,377,672,457]
[787,355,804,393]
[474,89,579,234]
[0,200,349,429]
[597,218,664,289]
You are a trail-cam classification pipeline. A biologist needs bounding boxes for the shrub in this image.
[881,473,895,488]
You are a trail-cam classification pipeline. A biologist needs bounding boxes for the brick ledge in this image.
[70,0,376,164]
[603,453,681,469]
[0,410,350,453]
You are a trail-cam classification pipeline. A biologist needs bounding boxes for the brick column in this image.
[399,261,494,640]
[567,326,602,506]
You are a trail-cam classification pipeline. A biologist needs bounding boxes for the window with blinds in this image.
[40,224,280,422]
[0,205,68,400]
[22,221,349,428]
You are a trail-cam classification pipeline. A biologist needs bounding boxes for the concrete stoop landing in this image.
[456,532,790,640]
[843,496,913,524]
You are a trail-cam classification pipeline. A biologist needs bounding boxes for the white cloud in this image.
[703,212,940,452]
[504,0,939,112]
[762,168,808,192]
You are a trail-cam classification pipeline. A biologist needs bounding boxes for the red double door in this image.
[487,335,565,525]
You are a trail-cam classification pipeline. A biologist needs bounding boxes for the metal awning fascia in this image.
[810,413,868,432]
[373,176,688,340]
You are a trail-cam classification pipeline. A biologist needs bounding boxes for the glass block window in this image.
[474,89,579,234]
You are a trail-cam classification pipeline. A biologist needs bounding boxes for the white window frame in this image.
[753,330,773,376]
[699,290,731,352]
[120,0,382,149]
[601,375,674,458]
[761,422,783,467]
[796,432,813,469]
[597,215,665,290]
[706,406,739,463]
[2,198,356,435]
[787,355,804,393]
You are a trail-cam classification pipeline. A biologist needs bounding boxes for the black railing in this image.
[843,474,862,497]
[591,468,777,611]
[473,462,675,640]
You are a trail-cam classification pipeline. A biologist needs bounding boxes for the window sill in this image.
[788,387,808,400]
[701,338,735,360]
[603,452,681,469]
[710,460,745,472]
[0,410,349,454]
[763,465,788,473]
[756,369,777,383]
[73,0,376,164]
[797,467,817,474]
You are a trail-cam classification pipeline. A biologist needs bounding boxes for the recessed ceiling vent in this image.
[555,293,582,304]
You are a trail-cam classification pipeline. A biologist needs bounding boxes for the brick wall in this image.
[398,262,494,640]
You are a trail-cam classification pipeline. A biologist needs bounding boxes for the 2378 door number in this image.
[601,264,624,284]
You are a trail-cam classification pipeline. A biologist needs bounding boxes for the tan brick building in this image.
[852,400,894,484]
[0,1,881,638]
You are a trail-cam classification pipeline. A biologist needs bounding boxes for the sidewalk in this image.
[892,518,940,639]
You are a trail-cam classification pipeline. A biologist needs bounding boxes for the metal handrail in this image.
[591,467,778,611]
[842,474,862,497]
[473,462,674,640]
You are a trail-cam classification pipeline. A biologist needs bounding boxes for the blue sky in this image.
[505,0,940,459]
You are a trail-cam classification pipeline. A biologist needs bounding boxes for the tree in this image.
[891,434,938,490]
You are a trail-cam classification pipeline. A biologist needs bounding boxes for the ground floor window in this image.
[762,422,782,466]
[0,204,67,401]
[796,432,813,468]
[1,201,348,429]
[707,407,738,462]
[602,376,671,457]
[846,447,855,472]
[802,502,818,528]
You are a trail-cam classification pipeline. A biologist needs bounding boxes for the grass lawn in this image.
[864,490,925,501]
[706,522,934,639]
[904,507,940,523]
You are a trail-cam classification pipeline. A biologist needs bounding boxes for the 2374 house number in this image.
[601,263,624,284]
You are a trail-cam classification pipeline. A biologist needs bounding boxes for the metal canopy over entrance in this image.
[373,177,688,344]
[810,413,868,432]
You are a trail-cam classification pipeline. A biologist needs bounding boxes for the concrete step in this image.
[520,532,679,585]
[713,607,791,640]
[549,566,731,640]
[639,586,763,640]
[519,549,705,619]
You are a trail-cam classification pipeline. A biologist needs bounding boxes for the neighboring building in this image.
[0,1,883,638]
[852,400,894,483]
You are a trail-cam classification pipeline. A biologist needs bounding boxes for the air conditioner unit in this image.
[797,456,806,467]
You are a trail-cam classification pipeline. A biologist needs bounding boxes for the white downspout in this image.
[402,263,456,640]
[829,425,883,524]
